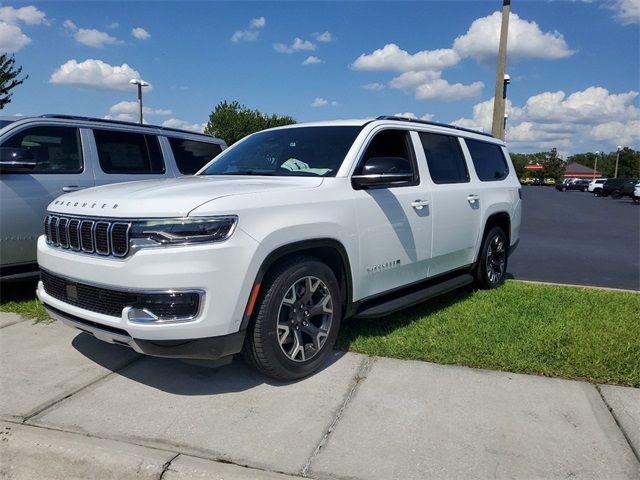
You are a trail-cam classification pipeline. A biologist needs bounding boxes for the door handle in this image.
[411,199,430,210]
[467,194,480,203]
[62,185,87,193]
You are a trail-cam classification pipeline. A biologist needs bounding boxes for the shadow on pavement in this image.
[71,331,349,395]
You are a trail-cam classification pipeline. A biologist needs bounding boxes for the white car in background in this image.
[588,178,607,195]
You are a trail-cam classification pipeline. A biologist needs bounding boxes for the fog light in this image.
[126,291,201,323]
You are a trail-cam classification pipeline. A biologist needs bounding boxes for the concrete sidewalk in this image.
[1,313,639,479]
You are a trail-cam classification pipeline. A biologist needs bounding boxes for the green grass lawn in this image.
[2,279,638,386]
[336,281,640,387]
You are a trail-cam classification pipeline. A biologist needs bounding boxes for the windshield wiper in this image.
[216,170,278,176]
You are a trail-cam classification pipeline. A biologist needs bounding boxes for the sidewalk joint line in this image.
[158,453,180,480]
[595,385,640,465]
[300,355,376,477]
[22,355,143,424]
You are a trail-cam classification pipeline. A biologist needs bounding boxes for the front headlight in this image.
[130,216,237,246]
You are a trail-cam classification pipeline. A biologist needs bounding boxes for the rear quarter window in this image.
[169,137,223,175]
[465,139,509,182]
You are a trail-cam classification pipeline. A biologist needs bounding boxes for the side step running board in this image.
[355,273,474,319]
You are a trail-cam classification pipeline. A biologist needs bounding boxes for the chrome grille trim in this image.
[45,215,131,259]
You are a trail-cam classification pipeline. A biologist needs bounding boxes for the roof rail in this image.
[375,115,494,138]
[38,114,214,138]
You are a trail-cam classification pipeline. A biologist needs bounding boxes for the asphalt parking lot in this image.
[509,186,639,291]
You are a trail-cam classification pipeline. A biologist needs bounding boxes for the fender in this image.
[240,238,354,330]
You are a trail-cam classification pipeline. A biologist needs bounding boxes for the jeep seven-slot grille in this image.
[44,215,130,258]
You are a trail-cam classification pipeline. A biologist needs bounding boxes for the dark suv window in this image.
[94,129,164,174]
[355,129,417,182]
[466,139,509,181]
[419,132,469,184]
[1,126,83,173]
[169,137,222,175]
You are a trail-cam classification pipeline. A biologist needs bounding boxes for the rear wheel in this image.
[593,188,602,196]
[612,190,622,199]
[242,256,342,380]
[633,196,640,204]
[474,227,508,289]
[562,186,567,192]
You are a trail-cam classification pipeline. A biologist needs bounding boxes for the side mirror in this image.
[0,147,36,172]
[351,156,414,189]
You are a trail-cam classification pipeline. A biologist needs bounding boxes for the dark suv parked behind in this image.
[602,178,639,198]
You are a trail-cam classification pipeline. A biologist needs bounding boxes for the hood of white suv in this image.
[47,175,324,218]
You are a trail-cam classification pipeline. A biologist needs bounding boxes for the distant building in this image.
[563,162,602,179]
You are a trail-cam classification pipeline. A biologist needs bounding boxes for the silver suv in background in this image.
[0,115,226,280]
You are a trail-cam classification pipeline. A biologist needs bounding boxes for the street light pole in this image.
[593,151,600,179]
[129,78,149,124]
[614,145,622,178]
[491,0,511,140]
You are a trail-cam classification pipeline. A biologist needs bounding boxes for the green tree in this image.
[540,148,566,180]
[0,54,27,110]
[204,100,296,145]
[567,149,639,178]
[510,152,547,178]
[613,147,640,178]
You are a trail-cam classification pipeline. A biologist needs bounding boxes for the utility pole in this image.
[614,145,622,178]
[593,151,600,179]
[491,0,511,140]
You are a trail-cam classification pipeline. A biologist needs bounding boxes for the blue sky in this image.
[1,1,638,155]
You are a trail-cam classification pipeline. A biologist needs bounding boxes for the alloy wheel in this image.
[486,235,506,284]
[277,276,333,362]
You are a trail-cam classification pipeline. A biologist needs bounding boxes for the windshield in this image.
[201,126,362,177]
[0,120,15,129]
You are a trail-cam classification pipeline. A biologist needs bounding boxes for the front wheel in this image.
[242,256,342,380]
[633,196,640,204]
[474,227,508,289]
[612,190,622,199]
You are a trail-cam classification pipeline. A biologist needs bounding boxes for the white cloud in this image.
[302,55,323,65]
[64,20,120,48]
[131,27,150,40]
[591,120,640,146]
[104,113,135,122]
[389,70,483,101]
[74,28,120,48]
[109,101,171,116]
[50,59,148,91]
[352,43,460,72]
[313,31,334,42]
[415,77,484,101]
[452,86,640,151]
[394,112,435,121]
[0,22,31,53]
[311,97,328,107]
[362,82,385,91]
[0,6,47,25]
[611,0,640,24]
[162,118,205,133]
[0,5,47,53]
[250,17,266,29]
[107,22,119,29]
[453,11,574,62]
[231,17,266,43]
[274,37,316,54]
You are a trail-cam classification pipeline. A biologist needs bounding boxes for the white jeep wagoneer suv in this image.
[37,116,521,379]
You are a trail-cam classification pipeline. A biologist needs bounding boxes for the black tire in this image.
[582,187,587,192]
[612,190,622,199]
[633,196,640,204]
[562,186,567,192]
[242,255,342,380]
[474,226,508,289]
[593,189,602,196]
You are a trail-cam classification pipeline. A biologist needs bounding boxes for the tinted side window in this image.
[1,126,83,173]
[466,139,509,181]
[94,130,164,174]
[169,138,222,175]
[356,129,415,176]
[419,132,469,184]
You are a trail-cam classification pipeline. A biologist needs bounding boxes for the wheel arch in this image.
[482,211,511,247]
[241,238,354,330]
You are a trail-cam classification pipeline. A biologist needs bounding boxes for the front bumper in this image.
[43,302,245,360]
[36,225,263,341]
